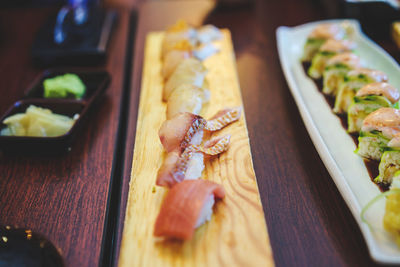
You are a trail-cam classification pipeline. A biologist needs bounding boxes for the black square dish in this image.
[0,100,87,154]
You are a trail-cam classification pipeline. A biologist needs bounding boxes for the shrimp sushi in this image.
[356,108,400,160]
[302,23,346,62]
[333,68,388,114]
[322,52,361,96]
[347,83,399,133]
[154,179,225,240]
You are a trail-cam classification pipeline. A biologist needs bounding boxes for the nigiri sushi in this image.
[357,108,400,160]
[196,24,222,44]
[166,84,210,119]
[308,39,355,79]
[347,83,399,133]
[159,107,241,153]
[302,23,346,62]
[333,68,388,114]
[322,52,361,96]
[156,135,231,187]
[161,20,197,59]
[162,40,194,79]
[159,113,206,153]
[163,58,207,101]
[154,179,225,240]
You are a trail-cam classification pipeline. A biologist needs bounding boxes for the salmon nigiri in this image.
[154,179,225,240]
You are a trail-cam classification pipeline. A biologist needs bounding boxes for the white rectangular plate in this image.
[277,19,400,264]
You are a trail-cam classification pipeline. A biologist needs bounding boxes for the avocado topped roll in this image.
[357,108,400,161]
[308,40,355,79]
[376,134,400,186]
[322,52,361,96]
[348,83,400,133]
[302,23,346,62]
[333,68,388,114]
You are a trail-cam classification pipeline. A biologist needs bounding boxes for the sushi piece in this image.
[302,23,346,62]
[347,83,399,133]
[193,43,220,61]
[196,24,222,44]
[154,179,225,240]
[322,52,361,96]
[159,107,241,153]
[333,68,388,114]
[356,108,400,160]
[161,20,197,59]
[376,134,400,185]
[383,173,400,247]
[166,84,210,119]
[156,135,231,187]
[163,58,207,101]
[162,40,194,79]
[308,39,355,79]
[159,113,206,153]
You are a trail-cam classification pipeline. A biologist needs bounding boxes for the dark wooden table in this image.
[0,0,398,267]
[0,6,131,267]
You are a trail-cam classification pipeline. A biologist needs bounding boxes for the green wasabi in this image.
[43,73,86,100]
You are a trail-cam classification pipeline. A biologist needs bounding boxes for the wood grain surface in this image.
[118,31,273,267]
[0,7,130,267]
[115,1,400,267]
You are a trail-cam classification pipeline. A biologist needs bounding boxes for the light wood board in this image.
[118,30,274,267]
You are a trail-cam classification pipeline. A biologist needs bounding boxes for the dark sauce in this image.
[301,62,385,191]
[364,160,390,192]
[0,226,64,267]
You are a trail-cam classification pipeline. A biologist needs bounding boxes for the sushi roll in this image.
[357,108,400,161]
[347,83,399,133]
[376,134,400,185]
[322,52,361,96]
[156,135,231,187]
[308,39,355,79]
[166,84,210,119]
[302,23,346,62]
[154,179,225,240]
[163,58,207,101]
[383,173,400,247]
[333,68,388,114]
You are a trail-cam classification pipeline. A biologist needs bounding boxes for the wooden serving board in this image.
[118,30,274,267]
